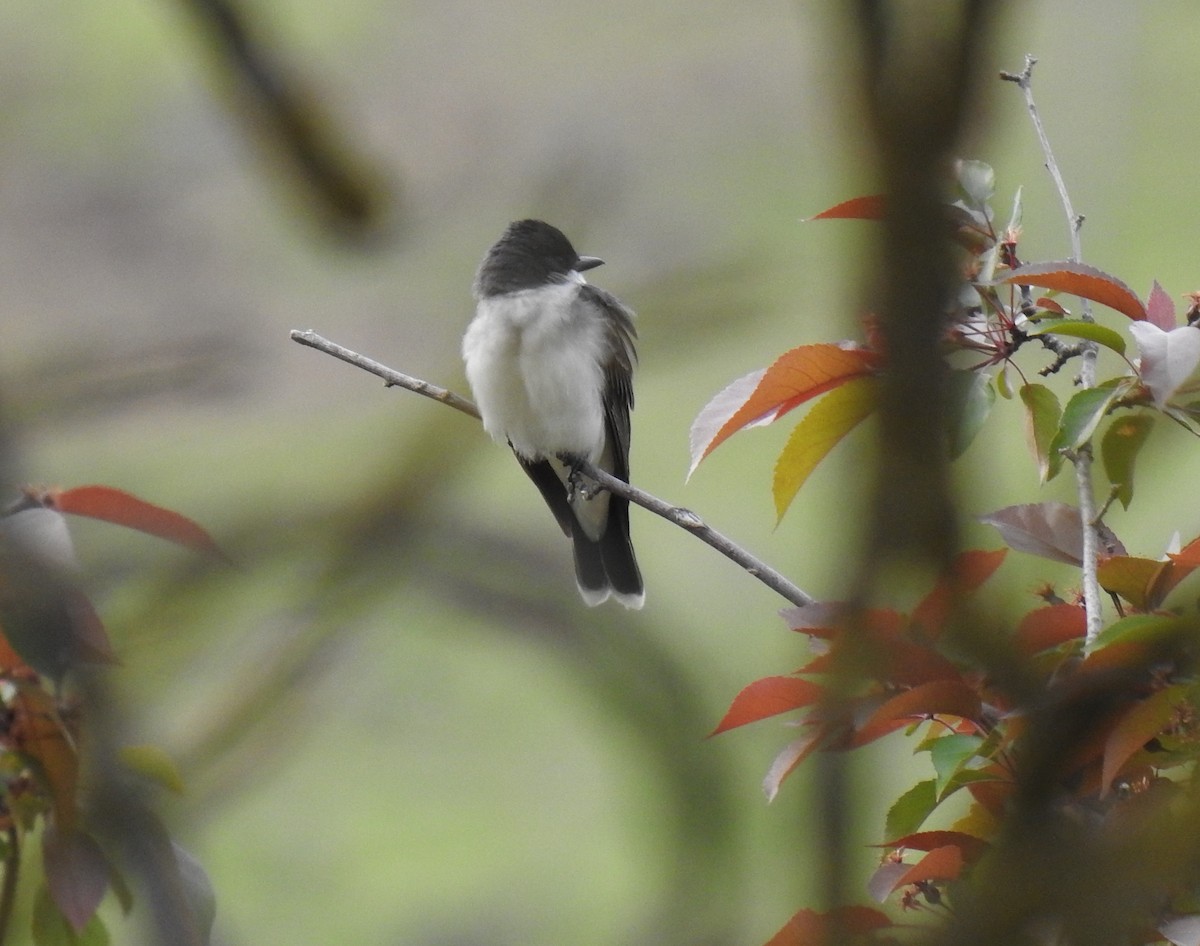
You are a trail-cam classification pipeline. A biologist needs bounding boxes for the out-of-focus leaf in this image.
[762,730,825,802]
[1100,685,1184,795]
[1130,323,1200,408]
[119,745,185,795]
[689,345,881,477]
[1160,914,1200,946]
[764,906,892,946]
[710,676,824,736]
[886,779,938,840]
[1084,613,1191,663]
[1012,604,1086,655]
[43,827,110,934]
[772,376,877,521]
[979,502,1086,566]
[1052,381,1128,454]
[807,194,887,221]
[1025,319,1127,355]
[52,486,227,560]
[956,159,995,208]
[1146,280,1177,330]
[1101,414,1154,509]
[173,842,217,944]
[946,369,995,458]
[685,368,765,480]
[911,548,1007,637]
[12,685,79,829]
[32,884,110,946]
[851,680,982,747]
[993,261,1147,321]
[1020,383,1063,482]
[866,860,913,905]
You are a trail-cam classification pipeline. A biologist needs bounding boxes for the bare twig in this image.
[1002,55,1103,643]
[289,330,814,608]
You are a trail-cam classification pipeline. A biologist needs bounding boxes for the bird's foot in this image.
[559,453,599,503]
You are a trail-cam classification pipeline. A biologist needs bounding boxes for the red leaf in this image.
[688,345,881,475]
[911,549,1007,636]
[994,261,1147,321]
[12,685,79,828]
[1012,604,1086,655]
[1101,686,1184,796]
[51,486,226,559]
[852,679,982,747]
[879,830,988,862]
[808,195,887,221]
[764,906,892,946]
[1146,280,1177,330]
[881,845,965,894]
[710,676,824,736]
[43,826,110,933]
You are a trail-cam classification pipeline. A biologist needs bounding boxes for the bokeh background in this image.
[3,2,1198,943]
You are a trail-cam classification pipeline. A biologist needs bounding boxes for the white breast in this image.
[462,281,608,462]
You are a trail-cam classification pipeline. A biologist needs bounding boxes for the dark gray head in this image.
[474,219,604,298]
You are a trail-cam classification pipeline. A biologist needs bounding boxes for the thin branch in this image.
[1002,55,1103,643]
[289,330,814,608]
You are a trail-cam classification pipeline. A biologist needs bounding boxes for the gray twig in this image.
[289,329,814,608]
[1002,55,1103,643]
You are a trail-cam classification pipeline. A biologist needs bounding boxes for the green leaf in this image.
[930,733,984,797]
[1051,380,1128,455]
[946,370,995,458]
[1101,414,1155,510]
[1087,613,1191,656]
[1025,319,1127,355]
[1019,383,1062,482]
[885,778,938,840]
[772,376,877,522]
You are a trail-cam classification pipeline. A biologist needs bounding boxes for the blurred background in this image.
[3,1,1199,942]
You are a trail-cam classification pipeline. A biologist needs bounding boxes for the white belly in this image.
[462,282,608,462]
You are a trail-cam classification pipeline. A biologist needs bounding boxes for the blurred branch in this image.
[177,0,396,240]
[1001,55,1103,644]
[289,329,815,607]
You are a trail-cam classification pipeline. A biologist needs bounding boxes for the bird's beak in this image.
[576,256,605,272]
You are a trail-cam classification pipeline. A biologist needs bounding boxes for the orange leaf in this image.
[852,679,982,747]
[1101,686,1184,796]
[12,685,79,829]
[51,486,226,560]
[1012,604,1086,655]
[710,676,824,736]
[912,549,1007,636]
[994,261,1147,321]
[1097,556,1177,612]
[879,830,989,862]
[887,845,965,890]
[764,906,892,946]
[808,195,887,221]
[689,345,881,475]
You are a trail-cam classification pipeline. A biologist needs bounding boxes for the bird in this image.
[462,219,644,608]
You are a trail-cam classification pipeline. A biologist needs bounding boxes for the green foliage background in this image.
[3,1,1200,943]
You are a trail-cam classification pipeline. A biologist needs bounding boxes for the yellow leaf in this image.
[772,376,878,522]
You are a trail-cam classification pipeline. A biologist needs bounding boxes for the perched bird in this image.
[462,219,644,608]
